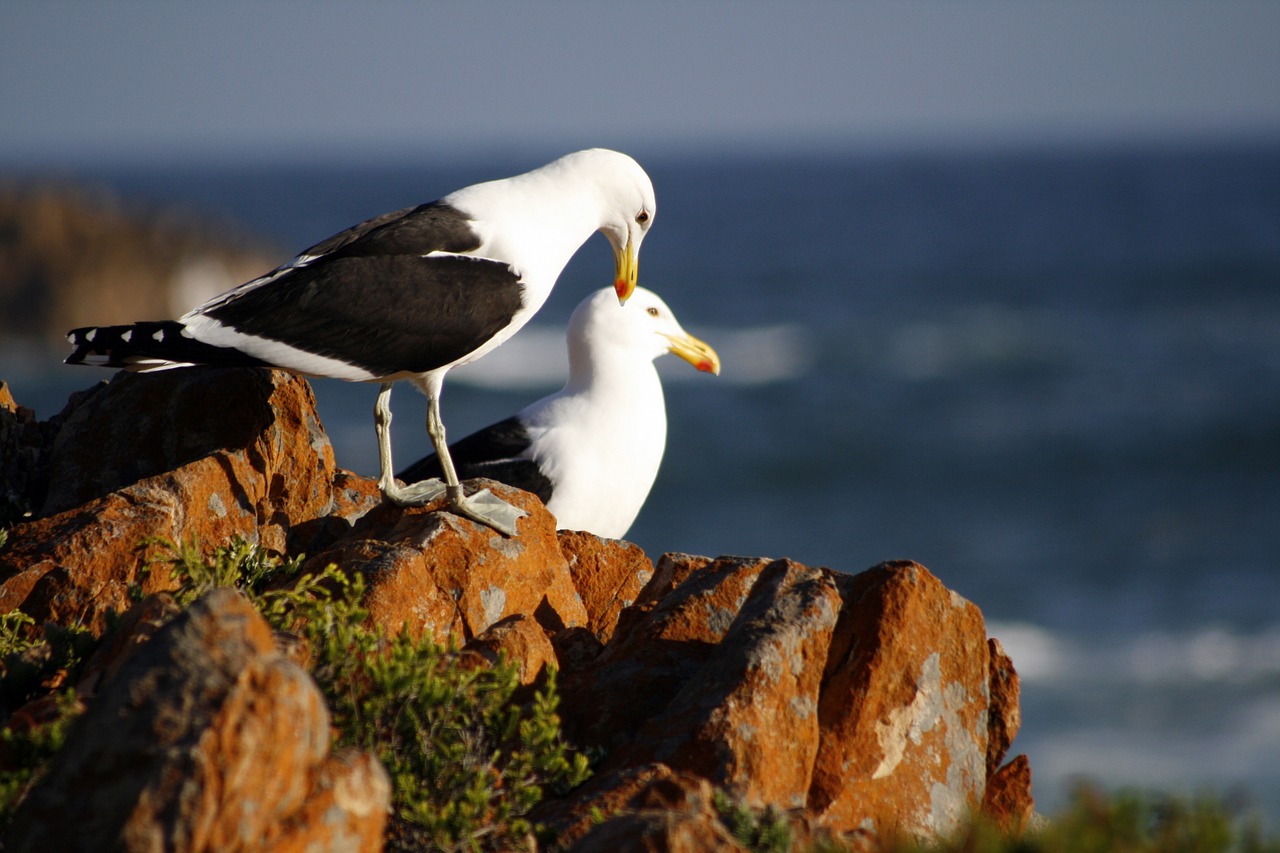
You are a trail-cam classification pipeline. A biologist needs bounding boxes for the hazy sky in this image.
[3,1,1279,164]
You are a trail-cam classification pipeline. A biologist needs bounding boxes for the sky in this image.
[3,1,1279,165]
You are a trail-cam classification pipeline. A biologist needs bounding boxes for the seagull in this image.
[65,149,656,535]
[398,286,720,539]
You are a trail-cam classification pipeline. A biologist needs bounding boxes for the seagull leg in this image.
[425,392,527,536]
[375,382,447,505]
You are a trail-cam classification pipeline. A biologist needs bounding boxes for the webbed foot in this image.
[447,487,527,536]
[381,477,449,506]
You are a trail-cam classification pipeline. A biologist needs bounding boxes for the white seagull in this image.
[398,286,720,539]
[65,149,657,535]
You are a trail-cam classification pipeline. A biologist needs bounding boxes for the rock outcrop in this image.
[6,587,389,853]
[0,367,1034,849]
[0,183,279,345]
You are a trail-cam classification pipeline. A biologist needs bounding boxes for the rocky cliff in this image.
[0,183,279,345]
[0,369,1034,850]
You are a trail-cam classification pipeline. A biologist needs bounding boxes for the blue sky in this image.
[3,1,1279,164]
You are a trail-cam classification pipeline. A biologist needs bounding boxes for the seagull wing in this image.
[397,416,554,504]
[196,253,523,375]
[301,202,482,259]
[176,201,526,377]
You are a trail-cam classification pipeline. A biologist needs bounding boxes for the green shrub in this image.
[0,610,37,658]
[161,537,591,852]
[881,786,1280,853]
[708,784,1280,853]
[0,690,81,830]
[154,535,304,614]
[714,789,794,853]
[0,609,93,723]
[2,537,591,849]
[1020,787,1278,853]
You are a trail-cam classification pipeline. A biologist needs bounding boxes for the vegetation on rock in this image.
[713,786,1280,853]
[911,786,1280,853]
[2,531,1277,851]
[1,537,591,851]
[0,690,79,831]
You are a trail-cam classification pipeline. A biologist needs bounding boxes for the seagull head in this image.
[567,149,655,305]
[570,286,720,376]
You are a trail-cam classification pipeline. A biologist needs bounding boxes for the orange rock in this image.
[261,749,391,853]
[3,367,1036,848]
[558,530,654,642]
[537,762,717,848]
[982,754,1035,834]
[560,554,772,754]
[548,626,606,681]
[986,636,1022,777]
[809,561,991,839]
[5,587,388,853]
[629,551,727,610]
[40,367,334,521]
[567,808,747,853]
[558,763,746,853]
[0,368,337,633]
[304,482,588,644]
[626,561,842,809]
[288,468,382,556]
[329,469,383,523]
[75,592,183,700]
[465,613,557,686]
[0,500,189,633]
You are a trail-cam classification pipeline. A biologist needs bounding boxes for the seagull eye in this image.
[646,307,659,317]
[635,211,650,225]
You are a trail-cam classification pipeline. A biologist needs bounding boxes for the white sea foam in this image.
[991,619,1280,820]
[987,621,1071,681]
[989,620,1280,686]
[450,322,812,390]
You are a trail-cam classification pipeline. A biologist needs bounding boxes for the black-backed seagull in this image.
[65,149,656,535]
[398,286,720,539]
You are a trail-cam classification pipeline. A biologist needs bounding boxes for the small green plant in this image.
[705,784,1280,853]
[892,786,1280,853]
[0,604,93,835]
[3,537,591,849]
[1,612,95,721]
[303,585,590,852]
[713,789,794,853]
[161,536,591,851]
[0,610,38,658]
[0,690,82,829]
[154,535,301,611]
[1022,786,1278,853]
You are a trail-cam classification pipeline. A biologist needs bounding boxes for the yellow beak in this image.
[663,331,721,376]
[613,235,638,304]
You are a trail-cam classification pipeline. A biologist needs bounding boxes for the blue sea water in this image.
[5,141,1280,818]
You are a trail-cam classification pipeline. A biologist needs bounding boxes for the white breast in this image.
[524,367,667,539]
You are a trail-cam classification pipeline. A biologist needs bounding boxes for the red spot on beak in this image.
[697,360,715,374]
[614,278,629,301]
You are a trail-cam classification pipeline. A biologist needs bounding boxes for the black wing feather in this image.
[203,254,523,375]
[65,200,522,377]
[398,416,554,504]
[66,321,272,369]
[297,201,481,259]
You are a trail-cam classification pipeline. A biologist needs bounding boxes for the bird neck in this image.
[453,170,610,285]
[564,341,662,401]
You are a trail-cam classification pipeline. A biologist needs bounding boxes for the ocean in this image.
[5,140,1280,818]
